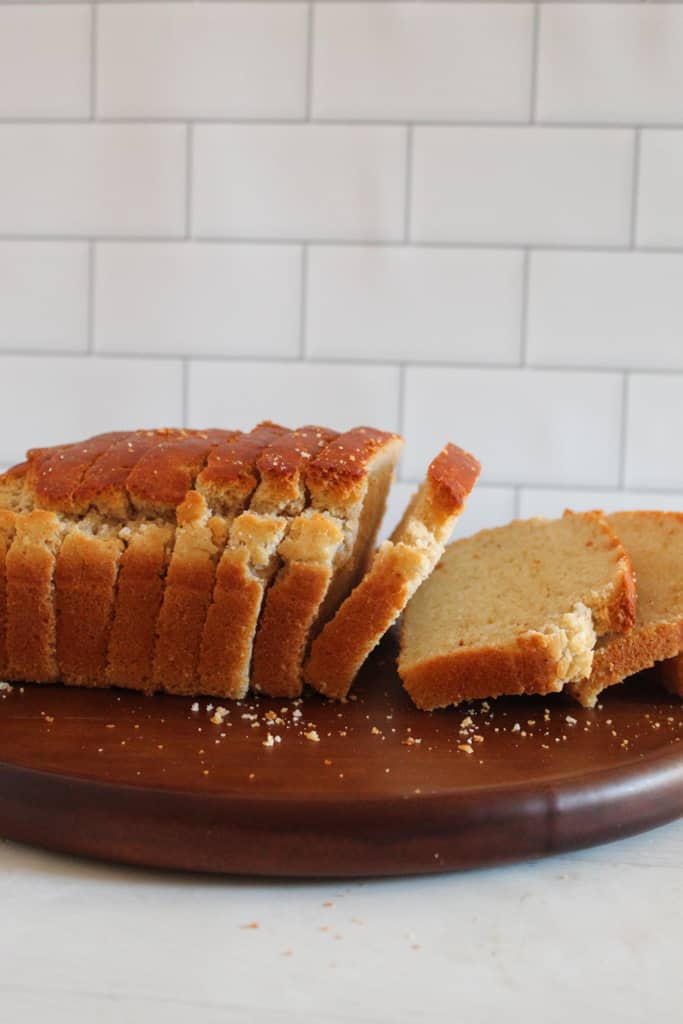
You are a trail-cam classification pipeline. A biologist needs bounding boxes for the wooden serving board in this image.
[1,635,682,877]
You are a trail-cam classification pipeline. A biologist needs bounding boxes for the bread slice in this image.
[197,426,337,699]
[153,423,289,695]
[398,511,636,710]
[251,427,403,698]
[304,443,481,700]
[567,511,683,708]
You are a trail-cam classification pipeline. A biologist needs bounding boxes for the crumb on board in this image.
[304,730,320,743]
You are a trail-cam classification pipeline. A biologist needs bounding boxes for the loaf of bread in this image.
[0,423,403,699]
[567,511,683,708]
[398,512,636,710]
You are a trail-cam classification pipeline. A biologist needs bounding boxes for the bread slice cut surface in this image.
[398,511,636,710]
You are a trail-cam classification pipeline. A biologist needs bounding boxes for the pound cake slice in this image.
[251,427,403,698]
[304,444,480,700]
[567,511,683,708]
[197,425,337,700]
[398,511,636,710]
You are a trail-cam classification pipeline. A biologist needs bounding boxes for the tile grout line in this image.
[529,2,541,123]
[299,245,309,359]
[0,349,682,377]
[305,2,315,121]
[519,249,531,366]
[629,129,642,247]
[4,236,682,254]
[89,1,98,120]
[618,372,630,489]
[181,359,189,429]
[397,363,407,437]
[513,486,522,520]
[404,125,413,243]
[87,240,96,354]
[185,123,194,239]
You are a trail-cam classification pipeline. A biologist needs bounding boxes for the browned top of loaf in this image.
[197,421,289,503]
[72,428,187,514]
[256,425,338,481]
[127,429,237,513]
[251,425,338,512]
[306,427,403,505]
[428,444,482,516]
[28,431,130,512]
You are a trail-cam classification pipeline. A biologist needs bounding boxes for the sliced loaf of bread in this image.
[304,444,480,700]
[398,512,636,710]
[567,511,683,708]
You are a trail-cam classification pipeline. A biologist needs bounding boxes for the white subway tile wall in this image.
[0,0,681,534]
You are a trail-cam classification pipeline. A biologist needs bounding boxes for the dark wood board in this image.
[1,635,682,877]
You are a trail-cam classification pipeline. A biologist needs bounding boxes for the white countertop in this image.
[0,819,680,1024]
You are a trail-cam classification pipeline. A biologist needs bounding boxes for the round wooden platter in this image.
[1,635,683,877]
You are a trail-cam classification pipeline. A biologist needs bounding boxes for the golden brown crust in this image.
[252,560,335,698]
[197,422,288,512]
[568,621,683,708]
[55,526,123,687]
[5,510,64,683]
[73,428,187,517]
[400,633,562,710]
[304,543,429,699]
[28,432,130,513]
[306,427,402,512]
[152,490,221,695]
[127,431,235,515]
[197,549,264,699]
[426,444,482,520]
[106,522,175,692]
[0,509,16,676]
[251,425,338,514]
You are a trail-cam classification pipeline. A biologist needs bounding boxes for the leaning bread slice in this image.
[304,444,481,700]
[567,511,683,708]
[153,422,289,696]
[251,427,403,698]
[399,511,636,710]
[197,426,337,700]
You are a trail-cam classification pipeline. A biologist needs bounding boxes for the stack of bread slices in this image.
[1,422,682,711]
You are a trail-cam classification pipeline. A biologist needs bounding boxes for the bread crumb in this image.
[304,730,320,742]
[262,733,275,748]
[0,682,12,693]
[190,702,199,712]
[460,715,473,729]
[565,715,577,725]
[511,723,521,733]
[458,743,474,754]
[370,726,381,735]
